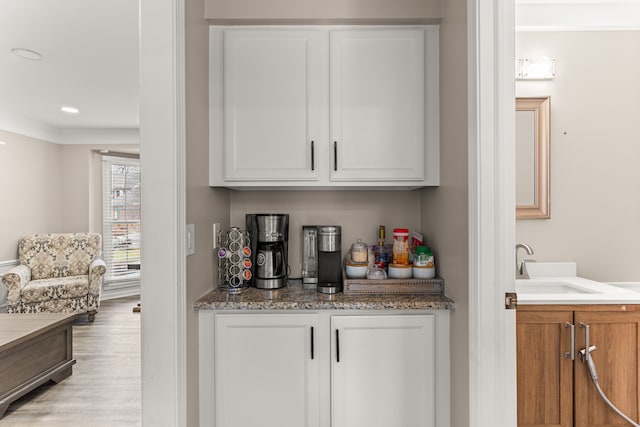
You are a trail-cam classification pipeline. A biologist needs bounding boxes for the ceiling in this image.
[0,0,139,135]
[0,0,638,142]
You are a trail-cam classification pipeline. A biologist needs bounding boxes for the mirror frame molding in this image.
[516,96,550,219]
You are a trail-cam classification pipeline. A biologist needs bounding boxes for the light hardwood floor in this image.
[1,295,141,427]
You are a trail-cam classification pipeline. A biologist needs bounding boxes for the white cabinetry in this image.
[211,29,327,182]
[331,315,436,427]
[199,311,449,427]
[214,314,320,427]
[209,26,439,189]
[330,30,432,182]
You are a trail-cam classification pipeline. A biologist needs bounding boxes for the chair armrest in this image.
[2,264,31,305]
[89,258,107,294]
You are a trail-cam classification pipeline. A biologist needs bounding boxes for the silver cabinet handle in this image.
[579,322,591,361]
[333,141,337,171]
[564,322,575,360]
[311,141,315,171]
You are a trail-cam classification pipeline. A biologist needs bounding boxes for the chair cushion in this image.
[21,275,89,304]
[19,233,102,280]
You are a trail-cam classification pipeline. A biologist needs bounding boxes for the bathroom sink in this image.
[516,280,596,294]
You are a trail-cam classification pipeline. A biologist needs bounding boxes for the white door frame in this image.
[139,0,516,425]
[139,0,187,425]
[467,0,517,426]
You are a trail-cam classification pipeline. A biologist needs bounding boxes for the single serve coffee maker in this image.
[317,225,342,294]
[246,214,289,289]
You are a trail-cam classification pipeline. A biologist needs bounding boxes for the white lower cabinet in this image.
[331,315,435,427]
[199,311,449,427]
[214,314,320,427]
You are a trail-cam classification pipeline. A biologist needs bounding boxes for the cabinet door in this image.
[574,311,640,427]
[215,314,320,427]
[330,29,430,182]
[331,315,435,427]
[220,29,327,181]
[516,310,574,427]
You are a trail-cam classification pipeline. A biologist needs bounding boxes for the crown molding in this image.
[0,110,62,143]
[0,110,139,145]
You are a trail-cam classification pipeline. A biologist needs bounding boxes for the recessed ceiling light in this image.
[61,106,80,114]
[11,48,43,61]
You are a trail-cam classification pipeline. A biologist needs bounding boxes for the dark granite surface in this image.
[194,281,455,311]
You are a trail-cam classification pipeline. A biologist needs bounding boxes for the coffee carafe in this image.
[246,214,289,289]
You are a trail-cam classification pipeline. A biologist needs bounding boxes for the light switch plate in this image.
[186,224,195,256]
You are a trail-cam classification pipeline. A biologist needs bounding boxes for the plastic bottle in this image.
[413,246,436,279]
[414,246,429,266]
[392,228,410,265]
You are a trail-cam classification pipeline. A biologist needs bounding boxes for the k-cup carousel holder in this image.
[217,227,252,292]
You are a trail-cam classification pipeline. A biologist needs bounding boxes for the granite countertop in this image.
[194,281,455,311]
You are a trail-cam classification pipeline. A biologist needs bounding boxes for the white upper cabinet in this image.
[211,28,328,182]
[330,29,428,182]
[209,26,439,189]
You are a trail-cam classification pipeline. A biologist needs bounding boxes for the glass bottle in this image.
[374,225,389,272]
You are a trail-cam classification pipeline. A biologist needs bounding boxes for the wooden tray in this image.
[343,270,444,295]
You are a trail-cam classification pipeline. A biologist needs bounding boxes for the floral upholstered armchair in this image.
[2,233,106,322]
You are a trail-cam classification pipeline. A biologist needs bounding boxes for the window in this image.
[102,155,141,285]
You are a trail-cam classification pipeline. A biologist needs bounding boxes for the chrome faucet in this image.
[516,243,535,278]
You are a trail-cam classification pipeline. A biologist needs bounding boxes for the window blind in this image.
[102,155,141,283]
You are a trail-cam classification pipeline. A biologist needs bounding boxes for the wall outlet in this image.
[186,224,195,256]
[212,223,221,249]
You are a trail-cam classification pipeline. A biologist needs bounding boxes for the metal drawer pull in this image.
[564,322,575,360]
[334,141,337,171]
[336,329,340,362]
[579,322,591,362]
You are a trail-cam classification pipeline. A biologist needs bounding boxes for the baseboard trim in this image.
[0,259,19,274]
[101,285,140,301]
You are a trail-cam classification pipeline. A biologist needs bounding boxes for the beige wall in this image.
[60,144,140,234]
[0,135,140,262]
[421,0,468,425]
[516,31,640,282]
[0,130,63,260]
[190,0,471,425]
[185,0,231,423]
[230,191,422,277]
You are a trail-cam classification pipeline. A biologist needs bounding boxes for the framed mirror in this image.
[516,96,550,219]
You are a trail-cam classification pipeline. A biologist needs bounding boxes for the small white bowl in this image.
[345,262,368,279]
[388,263,412,279]
[413,265,436,279]
[366,266,387,280]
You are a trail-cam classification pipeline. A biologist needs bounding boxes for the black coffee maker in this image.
[317,225,342,294]
[246,214,289,289]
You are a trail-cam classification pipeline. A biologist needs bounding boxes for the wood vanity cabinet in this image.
[209,26,439,189]
[199,311,448,427]
[517,306,640,427]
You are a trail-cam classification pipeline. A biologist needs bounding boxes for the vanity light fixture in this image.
[11,47,43,61]
[516,56,556,80]
[60,105,80,114]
